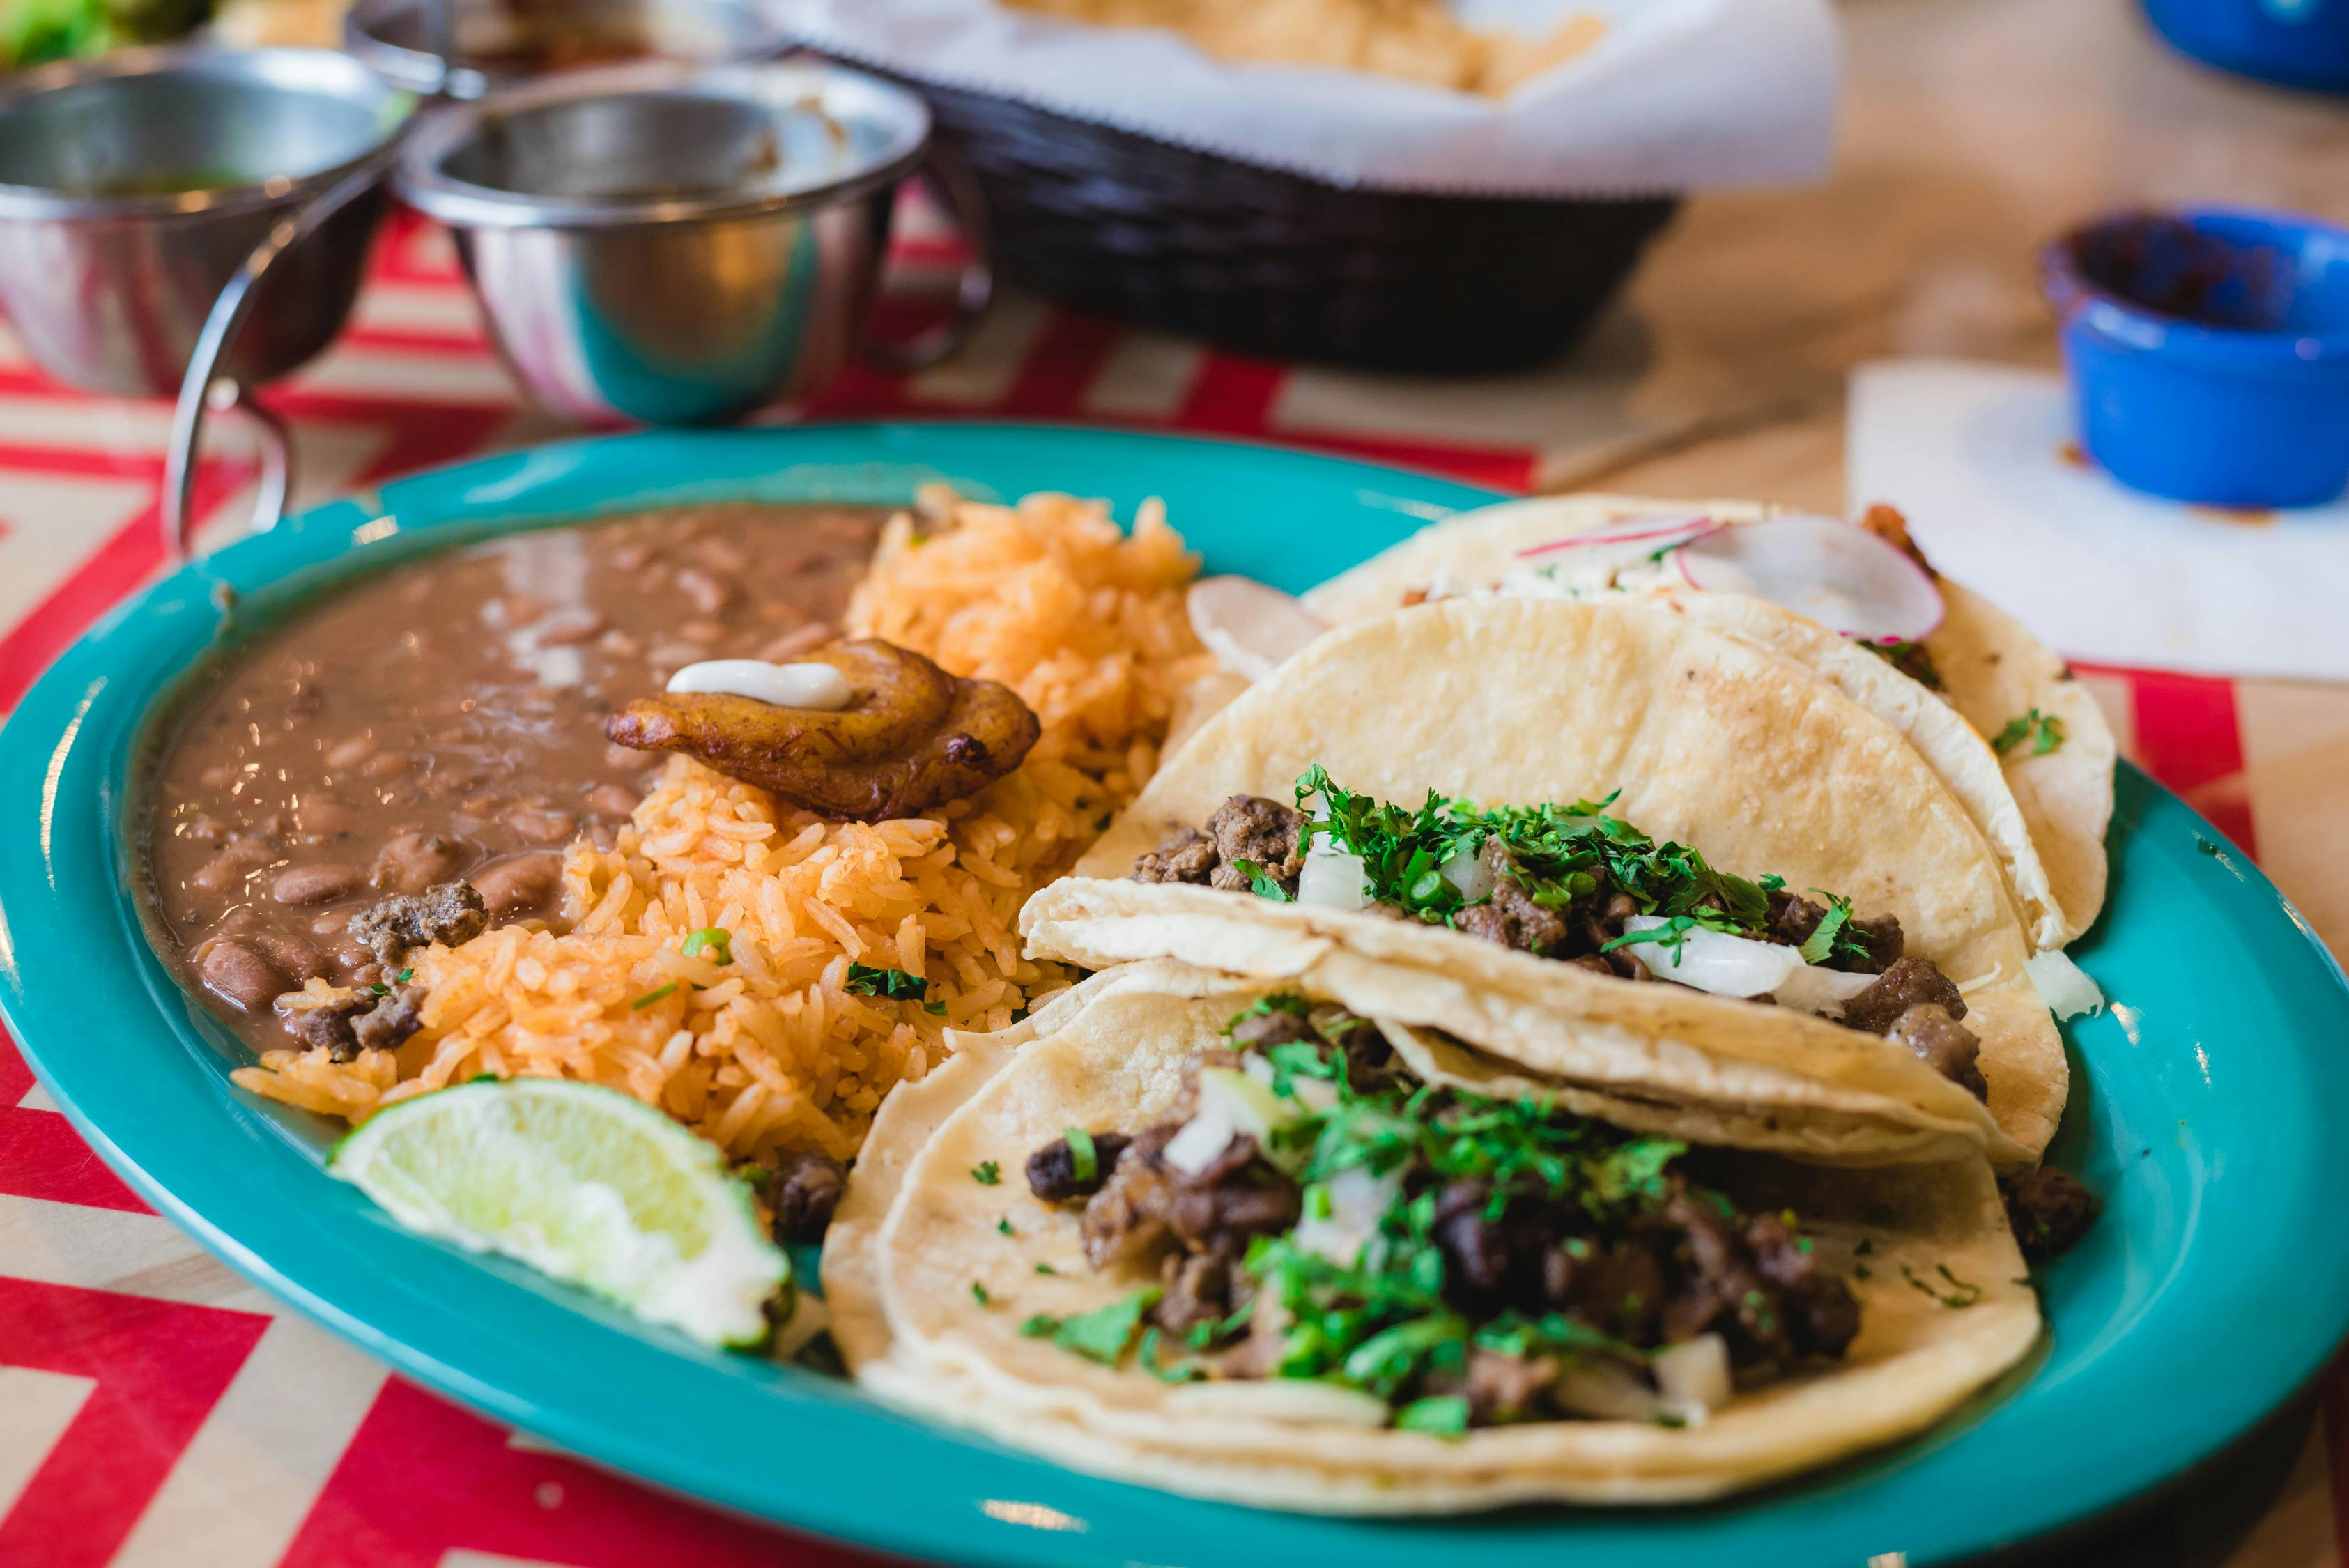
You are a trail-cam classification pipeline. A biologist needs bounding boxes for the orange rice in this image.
[232,491,1213,1162]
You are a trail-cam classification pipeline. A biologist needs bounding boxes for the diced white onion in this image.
[1651,1334,1733,1417]
[1165,1379,1391,1427]
[1289,1075,1339,1113]
[1242,1053,1278,1088]
[1162,1104,1238,1176]
[1297,844,1371,910]
[1619,916,1805,998]
[1291,1164,1400,1268]
[1771,962,1881,1020]
[1550,1359,1663,1422]
[2026,950,2106,1020]
[665,659,853,709]
[1438,847,1496,903]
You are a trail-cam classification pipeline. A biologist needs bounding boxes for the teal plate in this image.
[5,424,2347,1567]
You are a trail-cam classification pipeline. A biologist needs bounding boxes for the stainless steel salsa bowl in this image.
[394,59,985,426]
[0,47,415,398]
[344,0,787,100]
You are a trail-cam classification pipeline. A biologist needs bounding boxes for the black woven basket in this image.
[883,70,1681,375]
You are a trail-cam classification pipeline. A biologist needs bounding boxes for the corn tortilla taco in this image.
[1300,494,2115,951]
[1024,595,2069,1162]
[826,976,2042,1511]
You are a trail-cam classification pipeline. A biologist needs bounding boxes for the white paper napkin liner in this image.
[762,0,1840,197]
[1848,358,2349,684]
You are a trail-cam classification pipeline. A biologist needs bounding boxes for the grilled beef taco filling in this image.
[1134,768,1987,1099]
[1015,999,1863,1432]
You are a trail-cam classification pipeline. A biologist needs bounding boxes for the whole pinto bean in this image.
[189,838,277,896]
[472,852,564,916]
[197,939,288,1013]
[270,863,364,906]
[372,831,468,896]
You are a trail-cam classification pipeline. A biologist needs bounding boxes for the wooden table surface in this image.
[1,1,2345,1564]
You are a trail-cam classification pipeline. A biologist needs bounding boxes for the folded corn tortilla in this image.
[826,976,2041,1511]
[1026,594,2067,1161]
[1302,493,2116,950]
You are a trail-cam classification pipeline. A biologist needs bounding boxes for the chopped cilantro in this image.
[971,1161,1001,1185]
[1138,1328,1202,1383]
[1395,1394,1471,1437]
[923,999,949,1016]
[1795,893,1853,965]
[395,967,413,983]
[1034,1261,1058,1275]
[1292,765,1871,962]
[1864,639,1945,690]
[1991,709,2065,757]
[737,1163,771,1190]
[1900,1261,1982,1308]
[996,1217,1015,1236]
[681,927,733,964]
[629,982,679,1010]
[1231,858,1293,902]
[970,1282,992,1306]
[1019,1313,1058,1337]
[1065,1126,1098,1184]
[1047,1289,1160,1365]
[845,964,927,999]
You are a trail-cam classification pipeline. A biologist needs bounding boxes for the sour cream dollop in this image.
[665,659,854,710]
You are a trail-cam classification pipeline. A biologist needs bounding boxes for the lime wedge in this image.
[329,1079,786,1348]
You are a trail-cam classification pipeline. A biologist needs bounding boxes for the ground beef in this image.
[1077,1125,1179,1269]
[1431,1349,1561,1424]
[1743,1210,1862,1358]
[1543,1236,1668,1344]
[1025,1130,1132,1202]
[769,1151,846,1243]
[1840,956,1966,1035]
[291,985,425,1063]
[1074,1125,1298,1275]
[1846,912,1905,973]
[1886,1004,1987,1099]
[1452,839,1571,957]
[1203,796,1306,896]
[2002,1167,2101,1260]
[1229,1007,1316,1052]
[1433,1178,1567,1310]
[1155,1251,1235,1335]
[1766,888,1829,947]
[346,880,489,969]
[1133,824,1217,885]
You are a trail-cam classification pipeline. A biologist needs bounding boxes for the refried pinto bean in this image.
[140,503,886,1054]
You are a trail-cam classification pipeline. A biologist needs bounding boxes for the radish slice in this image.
[1188,577,1330,681]
[1514,514,1721,560]
[1677,515,1945,644]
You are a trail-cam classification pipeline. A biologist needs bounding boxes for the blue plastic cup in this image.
[2143,0,2349,93]
[2039,206,2349,508]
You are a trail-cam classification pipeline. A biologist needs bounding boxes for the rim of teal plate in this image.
[4,421,2348,1568]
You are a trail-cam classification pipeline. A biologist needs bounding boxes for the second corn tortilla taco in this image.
[826,974,2042,1511]
[1300,493,2116,951]
[1025,594,2068,1161]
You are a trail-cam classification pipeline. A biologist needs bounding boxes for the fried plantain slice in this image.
[606,639,1042,821]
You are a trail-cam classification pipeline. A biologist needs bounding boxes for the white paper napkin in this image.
[1847,359,2349,684]
[761,0,1840,197]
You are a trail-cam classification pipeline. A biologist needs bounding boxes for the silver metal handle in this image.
[858,146,994,376]
[160,6,452,563]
